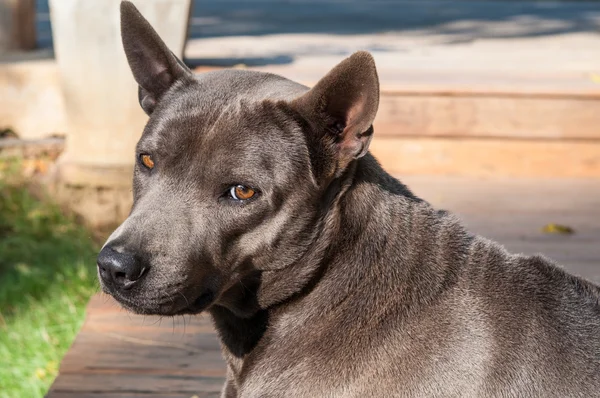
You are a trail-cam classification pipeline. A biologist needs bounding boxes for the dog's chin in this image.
[171,291,216,315]
[103,287,216,316]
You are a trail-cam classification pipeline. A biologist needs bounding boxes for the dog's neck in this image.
[207,157,357,357]
[208,154,467,360]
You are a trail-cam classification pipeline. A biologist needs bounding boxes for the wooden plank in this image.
[57,296,224,377]
[48,373,224,395]
[48,393,219,398]
[370,138,600,178]
[82,310,215,335]
[48,292,227,397]
[58,332,224,376]
[374,94,600,140]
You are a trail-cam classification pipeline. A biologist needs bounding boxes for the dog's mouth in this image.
[172,291,216,315]
[105,288,216,316]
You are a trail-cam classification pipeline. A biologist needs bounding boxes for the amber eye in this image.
[229,185,256,201]
[140,154,154,170]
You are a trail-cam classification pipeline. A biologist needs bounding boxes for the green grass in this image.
[0,160,99,398]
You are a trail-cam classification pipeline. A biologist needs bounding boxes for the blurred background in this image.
[1,1,599,397]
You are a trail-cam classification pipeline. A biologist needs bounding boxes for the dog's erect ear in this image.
[120,1,191,115]
[292,51,380,172]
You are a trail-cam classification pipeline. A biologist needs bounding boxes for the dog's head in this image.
[98,1,380,316]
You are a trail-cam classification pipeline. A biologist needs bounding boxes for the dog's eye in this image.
[140,154,154,170]
[229,185,256,201]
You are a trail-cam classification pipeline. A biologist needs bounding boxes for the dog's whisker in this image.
[178,292,191,308]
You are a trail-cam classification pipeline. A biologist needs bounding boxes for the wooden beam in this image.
[375,94,600,140]
[370,137,600,178]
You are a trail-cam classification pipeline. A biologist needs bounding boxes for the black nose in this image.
[97,246,146,290]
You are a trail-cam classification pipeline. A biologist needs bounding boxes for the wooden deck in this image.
[46,176,600,397]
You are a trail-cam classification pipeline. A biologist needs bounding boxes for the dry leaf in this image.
[541,223,575,235]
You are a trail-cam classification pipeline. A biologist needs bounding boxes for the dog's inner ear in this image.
[120,1,191,115]
[292,51,380,173]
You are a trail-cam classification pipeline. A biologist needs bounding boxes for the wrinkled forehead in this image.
[141,69,308,142]
[137,70,310,184]
[196,69,309,101]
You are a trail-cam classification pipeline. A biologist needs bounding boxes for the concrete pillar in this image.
[0,0,36,52]
[48,0,191,229]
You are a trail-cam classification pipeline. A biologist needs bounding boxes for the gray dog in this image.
[98,2,600,397]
